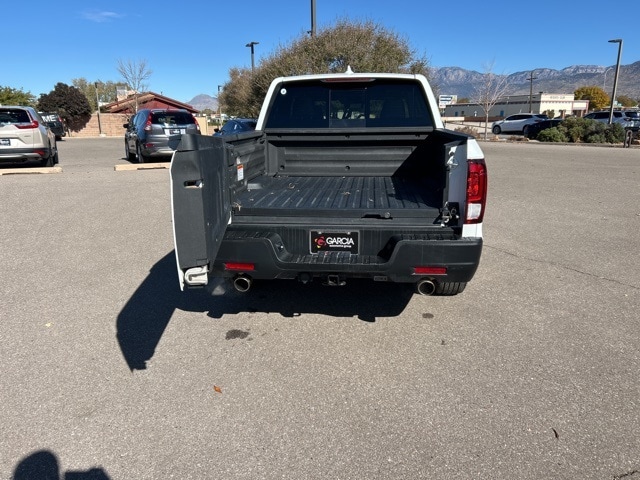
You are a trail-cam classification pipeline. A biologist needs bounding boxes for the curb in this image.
[0,166,63,176]
[114,163,170,171]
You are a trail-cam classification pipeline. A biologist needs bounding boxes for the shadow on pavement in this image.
[13,450,110,479]
[116,251,414,371]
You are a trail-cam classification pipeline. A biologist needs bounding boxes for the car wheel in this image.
[125,141,135,161]
[523,125,530,136]
[492,125,501,135]
[42,154,55,168]
[136,143,147,163]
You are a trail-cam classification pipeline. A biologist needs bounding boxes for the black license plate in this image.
[0,139,10,146]
[310,230,359,254]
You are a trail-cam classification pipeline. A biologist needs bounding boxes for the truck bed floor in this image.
[235,175,443,218]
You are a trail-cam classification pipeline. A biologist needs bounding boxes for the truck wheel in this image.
[492,125,501,135]
[435,282,467,295]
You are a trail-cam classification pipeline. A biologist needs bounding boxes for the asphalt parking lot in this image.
[1,138,639,479]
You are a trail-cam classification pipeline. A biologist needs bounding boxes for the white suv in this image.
[492,113,548,134]
[584,111,634,129]
[0,106,58,167]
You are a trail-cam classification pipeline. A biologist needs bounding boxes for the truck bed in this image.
[234,174,443,218]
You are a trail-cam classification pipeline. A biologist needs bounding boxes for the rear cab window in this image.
[264,78,433,129]
[151,111,195,126]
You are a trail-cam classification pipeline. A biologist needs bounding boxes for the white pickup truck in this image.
[170,71,487,295]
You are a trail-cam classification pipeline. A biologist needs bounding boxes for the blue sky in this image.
[6,0,639,103]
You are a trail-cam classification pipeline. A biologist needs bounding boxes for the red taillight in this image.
[143,113,153,132]
[413,266,447,275]
[224,262,255,271]
[465,159,487,224]
[16,120,39,129]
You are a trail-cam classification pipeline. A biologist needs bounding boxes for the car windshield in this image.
[151,112,195,125]
[265,78,433,129]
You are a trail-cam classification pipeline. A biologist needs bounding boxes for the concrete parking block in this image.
[0,166,63,176]
[114,163,170,171]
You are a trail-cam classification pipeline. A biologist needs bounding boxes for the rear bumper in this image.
[0,148,50,163]
[208,231,483,285]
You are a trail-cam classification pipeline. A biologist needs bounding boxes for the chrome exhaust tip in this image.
[416,279,436,296]
[233,275,253,293]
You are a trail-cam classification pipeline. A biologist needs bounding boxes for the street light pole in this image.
[246,41,259,73]
[310,0,316,37]
[608,38,623,125]
[217,85,222,127]
[94,82,102,136]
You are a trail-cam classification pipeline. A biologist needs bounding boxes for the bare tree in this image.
[473,61,510,140]
[116,58,152,112]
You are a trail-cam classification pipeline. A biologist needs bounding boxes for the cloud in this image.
[82,10,124,23]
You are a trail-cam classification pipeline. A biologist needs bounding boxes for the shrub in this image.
[454,126,477,138]
[537,127,567,142]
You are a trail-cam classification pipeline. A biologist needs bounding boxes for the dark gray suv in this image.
[123,109,200,163]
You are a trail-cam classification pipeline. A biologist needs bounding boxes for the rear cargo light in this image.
[413,266,447,275]
[224,262,255,271]
[465,159,487,224]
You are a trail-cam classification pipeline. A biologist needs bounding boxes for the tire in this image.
[136,143,147,163]
[492,125,501,135]
[42,155,54,168]
[125,141,135,161]
[41,144,56,167]
[523,125,530,136]
[434,282,467,296]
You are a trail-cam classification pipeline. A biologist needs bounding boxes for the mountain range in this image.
[186,61,640,109]
[431,61,640,99]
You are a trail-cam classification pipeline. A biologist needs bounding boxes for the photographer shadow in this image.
[116,251,414,371]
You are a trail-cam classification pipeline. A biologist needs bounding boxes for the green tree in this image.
[72,78,120,111]
[574,86,610,111]
[37,83,92,132]
[0,86,36,106]
[220,18,431,117]
[616,95,637,108]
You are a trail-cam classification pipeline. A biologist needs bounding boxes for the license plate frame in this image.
[310,230,359,254]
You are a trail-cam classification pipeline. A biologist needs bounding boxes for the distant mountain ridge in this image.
[186,94,218,111]
[186,62,640,111]
[432,61,640,99]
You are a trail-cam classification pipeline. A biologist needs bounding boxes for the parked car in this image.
[39,112,66,140]
[492,113,548,135]
[583,111,634,128]
[213,118,257,136]
[524,118,564,139]
[0,106,58,167]
[123,109,200,163]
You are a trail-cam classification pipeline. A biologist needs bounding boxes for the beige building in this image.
[443,93,589,119]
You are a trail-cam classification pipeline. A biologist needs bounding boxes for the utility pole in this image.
[528,71,537,113]
[608,39,623,125]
